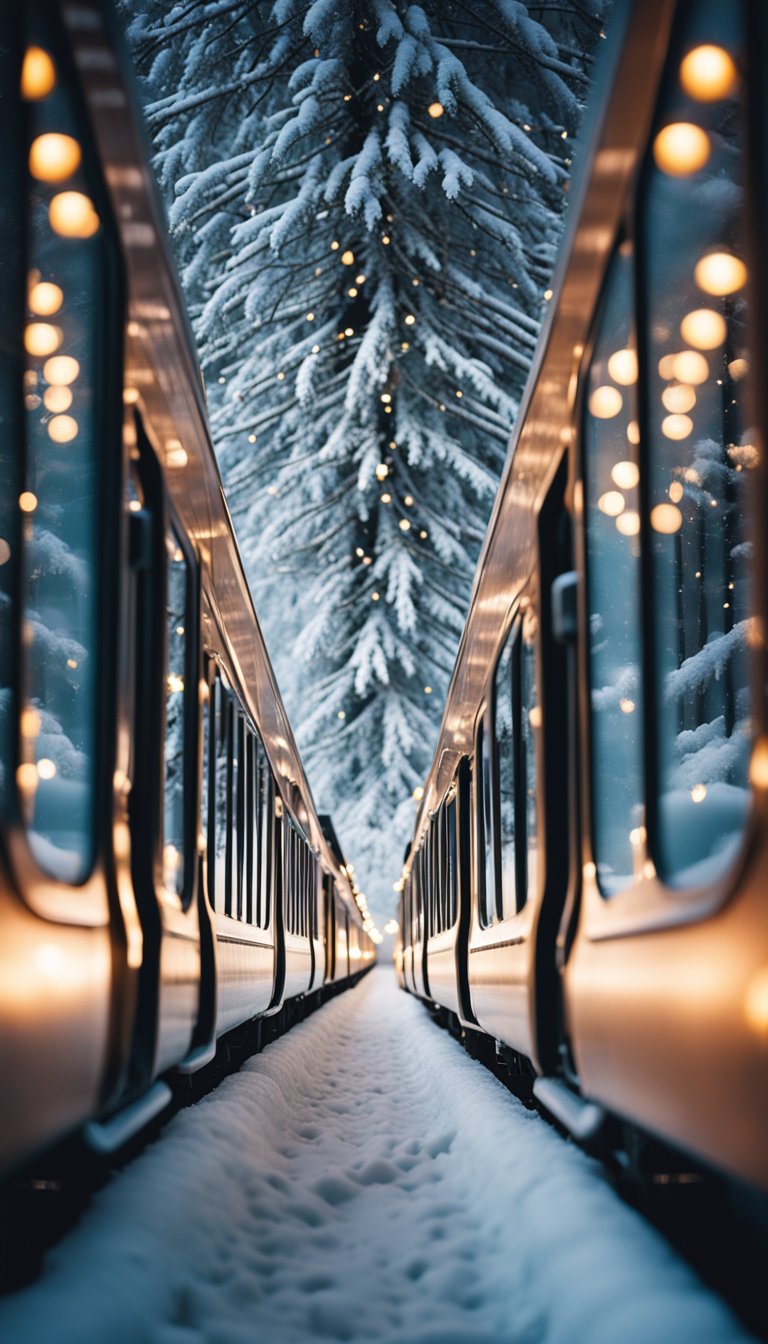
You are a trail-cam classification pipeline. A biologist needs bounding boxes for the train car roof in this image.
[62,1,364,923]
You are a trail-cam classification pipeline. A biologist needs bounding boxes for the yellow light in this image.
[355,547,364,557]
[680,308,726,350]
[399,518,411,531]
[662,383,696,414]
[0,539,10,566]
[729,357,748,382]
[166,445,188,468]
[348,287,358,297]
[381,235,391,245]
[588,385,622,419]
[611,460,639,490]
[404,494,413,506]
[277,371,285,380]
[375,463,389,480]
[420,530,428,539]
[380,392,392,404]
[331,240,339,250]
[597,490,624,517]
[669,480,684,503]
[381,492,392,503]
[662,413,693,440]
[619,698,635,714]
[29,133,81,183]
[658,353,677,380]
[427,102,444,118]
[528,705,542,729]
[413,785,424,800]
[362,556,372,565]
[615,511,640,537]
[424,686,432,694]
[650,502,683,534]
[355,274,366,284]
[49,191,100,239]
[123,387,140,405]
[19,491,38,513]
[345,327,354,337]
[341,250,355,265]
[21,707,41,738]
[16,763,39,795]
[627,420,640,446]
[371,591,380,601]
[690,784,707,803]
[680,45,738,102]
[404,314,416,326]
[694,252,747,297]
[306,311,315,321]
[28,281,63,316]
[671,350,709,385]
[24,322,61,357]
[653,122,710,177]
[749,738,768,790]
[248,434,256,443]
[43,354,79,386]
[607,348,638,385]
[21,47,56,100]
[337,710,346,720]
[48,414,78,443]
[67,657,78,669]
[37,757,56,780]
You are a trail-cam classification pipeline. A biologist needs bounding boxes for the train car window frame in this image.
[209,672,231,916]
[494,622,520,919]
[161,514,200,912]
[7,2,125,906]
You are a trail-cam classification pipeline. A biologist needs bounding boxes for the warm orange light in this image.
[43,354,79,385]
[662,384,696,414]
[19,492,38,513]
[0,539,10,566]
[694,251,747,297]
[24,322,61,357]
[729,357,748,382]
[653,122,710,176]
[341,249,355,265]
[29,133,81,183]
[21,47,56,100]
[680,308,726,350]
[611,460,639,490]
[28,281,63,316]
[671,350,709,385]
[43,385,72,413]
[48,414,78,443]
[650,502,683,534]
[626,420,640,446]
[658,354,677,380]
[680,45,738,103]
[607,348,638,386]
[669,480,684,503]
[662,413,693,440]
[589,385,622,419]
[49,191,100,239]
[427,102,444,118]
[597,490,624,517]
[616,511,640,537]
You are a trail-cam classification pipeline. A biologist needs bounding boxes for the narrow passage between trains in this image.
[0,969,753,1344]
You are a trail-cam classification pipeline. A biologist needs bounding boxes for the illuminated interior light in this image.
[680,308,727,350]
[671,349,709,385]
[588,385,622,419]
[19,491,38,513]
[626,420,640,446]
[24,322,61,356]
[48,414,78,443]
[427,102,444,118]
[28,281,63,316]
[653,122,710,177]
[166,445,188,468]
[607,348,638,386]
[694,251,747,296]
[21,47,56,100]
[597,490,624,517]
[123,387,140,405]
[668,480,684,503]
[619,698,635,714]
[662,413,693,440]
[29,133,81,182]
[36,758,56,780]
[662,383,696,414]
[611,460,639,490]
[21,707,41,738]
[749,738,768,790]
[680,45,738,102]
[690,784,707,803]
[615,510,640,537]
[49,191,100,238]
[650,502,683,534]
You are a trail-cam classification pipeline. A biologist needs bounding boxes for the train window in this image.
[233,714,245,919]
[200,676,210,888]
[521,618,539,904]
[641,1,752,888]
[212,678,230,914]
[476,719,497,926]
[18,9,120,882]
[494,627,517,918]
[244,731,254,923]
[583,241,644,895]
[446,795,458,927]
[162,530,187,898]
[258,744,272,927]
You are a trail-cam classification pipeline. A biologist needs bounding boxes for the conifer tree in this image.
[127,0,604,916]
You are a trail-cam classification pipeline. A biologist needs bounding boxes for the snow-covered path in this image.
[0,969,755,1344]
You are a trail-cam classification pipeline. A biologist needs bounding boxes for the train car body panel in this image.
[213,914,275,1037]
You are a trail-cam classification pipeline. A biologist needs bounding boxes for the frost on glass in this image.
[20,17,107,882]
[163,532,187,897]
[494,632,516,918]
[584,245,643,895]
[644,1,751,887]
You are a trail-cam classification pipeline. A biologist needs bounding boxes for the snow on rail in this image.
[0,970,755,1344]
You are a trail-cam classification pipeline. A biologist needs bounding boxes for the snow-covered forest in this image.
[124,0,606,919]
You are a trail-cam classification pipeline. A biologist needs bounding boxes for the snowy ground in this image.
[0,969,755,1344]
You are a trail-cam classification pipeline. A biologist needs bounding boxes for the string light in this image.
[404,314,416,326]
[404,494,413,506]
[653,122,710,176]
[306,311,315,321]
[355,274,366,284]
[29,133,81,182]
[49,191,99,238]
[382,235,391,245]
[371,591,380,601]
[21,46,56,100]
[427,102,444,118]
[341,250,355,265]
[399,519,411,531]
[348,287,358,297]
[331,241,339,251]
[680,45,737,101]
[28,281,63,316]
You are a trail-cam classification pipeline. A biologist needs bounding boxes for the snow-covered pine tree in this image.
[126,0,605,917]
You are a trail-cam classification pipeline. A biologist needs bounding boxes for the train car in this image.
[401,0,768,1191]
[0,0,373,1178]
